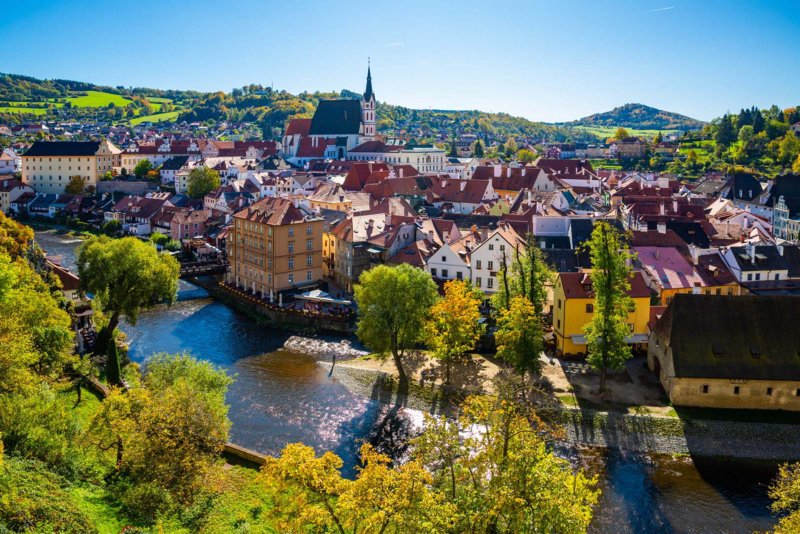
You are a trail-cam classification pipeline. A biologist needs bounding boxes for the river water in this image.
[36,230,780,533]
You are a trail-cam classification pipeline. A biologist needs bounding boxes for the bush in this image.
[0,457,97,533]
[150,232,168,246]
[101,219,122,237]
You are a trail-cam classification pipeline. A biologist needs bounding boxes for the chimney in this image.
[480,226,488,240]
[778,244,785,256]
[398,167,403,178]
[672,199,678,214]
[460,181,466,192]
[659,203,665,216]
[493,164,502,178]
[657,175,669,189]
[657,222,666,234]
[428,230,434,241]
[689,244,699,265]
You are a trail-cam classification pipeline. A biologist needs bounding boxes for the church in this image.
[282,66,377,166]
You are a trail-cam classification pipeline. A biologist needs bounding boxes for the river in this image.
[36,229,780,533]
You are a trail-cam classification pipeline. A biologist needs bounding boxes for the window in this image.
[488,244,494,251]
[500,244,505,251]
[307,225,313,235]
[431,268,437,277]
[557,319,561,329]
[715,288,721,295]
[475,277,481,287]
[288,227,294,238]
[775,273,781,280]
[755,273,761,281]
[557,299,562,309]
[288,257,294,270]
[442,269,449,278]
[767,387,773,396]
[306,239,313,251]
[488,261,494,271]
[747,273,753,281]
[702,385,709,394]
[487,278,494,289]
[307,255,313,267]
[476,260,482,269]
[288,241,294,253]
[288,274,294,284]
[307,271,312,281]
[734,386,740,395]
[728,287,734,295]
[442,256,447,262]
[456,271,463,280]
[586,303,594,313]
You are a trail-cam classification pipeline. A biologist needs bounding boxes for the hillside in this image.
[0,73,597,143]
[566,103,705,131]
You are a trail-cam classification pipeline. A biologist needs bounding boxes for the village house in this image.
[227,197,324,295]
[0,178,34,214]
[722,243,790,284]
[553,271,652,356]
[648,294,800,411]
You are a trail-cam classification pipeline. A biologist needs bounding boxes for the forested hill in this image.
[566,103,706,131]
[0,73,598,142]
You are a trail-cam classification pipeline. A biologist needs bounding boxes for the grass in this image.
[573,125,681,140]
[557,393,579,407]
[130,110,180,125]
[67,90,132,108]
[0,106,47,115]
[67,484,137,534]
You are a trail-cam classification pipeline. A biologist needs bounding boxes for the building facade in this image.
[22,140,121,194]
[228,197,323,295]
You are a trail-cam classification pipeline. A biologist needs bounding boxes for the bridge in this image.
[179,260,228,278]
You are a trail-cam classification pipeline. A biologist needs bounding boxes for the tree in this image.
[77,237,179,382]
[492,234,553,314]
[473,139,485,157]
[64,175,85,195]
[354,264,438,393]
[738,125,755,145]
[715,114,737,148]
[495,296,543,383]
[447,137,457,157]
[412,394,599,533]
[793,154,800,174]
[100,219,121,237]
[187,166,221,199]
[768,463,800,534]
[504,137,518,158]
[89,353,232,520]
[653,131,663,144]
[133,159,152,179]
[426,280,484,385]
[582,222,635,392]
[614,127,630,141]
[517,149,536,164]
[778,132,800,165]
[261,443,455,533]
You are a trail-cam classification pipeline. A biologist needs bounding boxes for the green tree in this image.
[100,219,121,237]
[473,139,485,157]
[426,279,484,385]
[614,127,630,141]
[77,237,179,383]
[413,394,599,533]
[354,264,438,393]
[133,159,152,179]
[495,296,543,383]
[582,222,635,392]
[64,175,85,195]
[653,131,663,144]
[738,124,755,145]
[715,114,737,148]
[793,154,800,174]
[493,234,553,314]
[447,137,458,157]
[504,137,518,157]
[778,132,800,165]
[187,166,221,199]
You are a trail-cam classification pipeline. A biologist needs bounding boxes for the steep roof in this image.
[309,100,361,136]
[558,271,651,299]
[24,141,101,157]
[286,119,312,136]
[364,65,375,101]
[232,197,305,225]
[654,294,800,380]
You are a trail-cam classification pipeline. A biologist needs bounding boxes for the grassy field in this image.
[573,125,681,140]
[67,90,133,108]
[130,110,180,125]
[0,106,48,114]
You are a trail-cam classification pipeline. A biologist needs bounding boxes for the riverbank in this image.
[323,355,800,461]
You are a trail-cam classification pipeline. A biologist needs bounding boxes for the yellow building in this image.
[0,178,33,214]
[322,228,338,278]
[228,197,323,295]
[22,140,120,194]
[553,271,652,356]
[649,294,800,411]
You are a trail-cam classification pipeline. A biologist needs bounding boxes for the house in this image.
[553,271,652,356]
[159,155,189,185]
[722,244,789,284]
[104,194,174,235]
[616,138,647,159]
[430,178,497,215]
[0,149,19,175]
[469,224,526,295]
[170,209,211,241]
[0,178,34,214]
[648,294,800,410]
[227,197,324,295]
[426,229,482,283]
[22,140,121,194]
[306,183,352,213]
[48,260,82,302]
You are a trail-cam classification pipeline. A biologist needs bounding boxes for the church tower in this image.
[361,61,376,141]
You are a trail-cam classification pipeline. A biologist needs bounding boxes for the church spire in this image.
[364,59,374,102]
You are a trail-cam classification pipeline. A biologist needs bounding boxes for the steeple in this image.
[364,59,374,102]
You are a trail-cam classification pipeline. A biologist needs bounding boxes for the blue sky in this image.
[2,0,799,122]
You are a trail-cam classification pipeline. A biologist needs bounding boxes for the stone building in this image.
[648,294,800,410]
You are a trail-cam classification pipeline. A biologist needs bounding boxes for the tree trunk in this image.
[75,379,82,404]
[392,349,409,395]
[500,255,510,310]
[115,437,124,470]
[445,358,451,385]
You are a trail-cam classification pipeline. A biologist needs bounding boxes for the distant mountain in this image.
[566,103,706,131]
